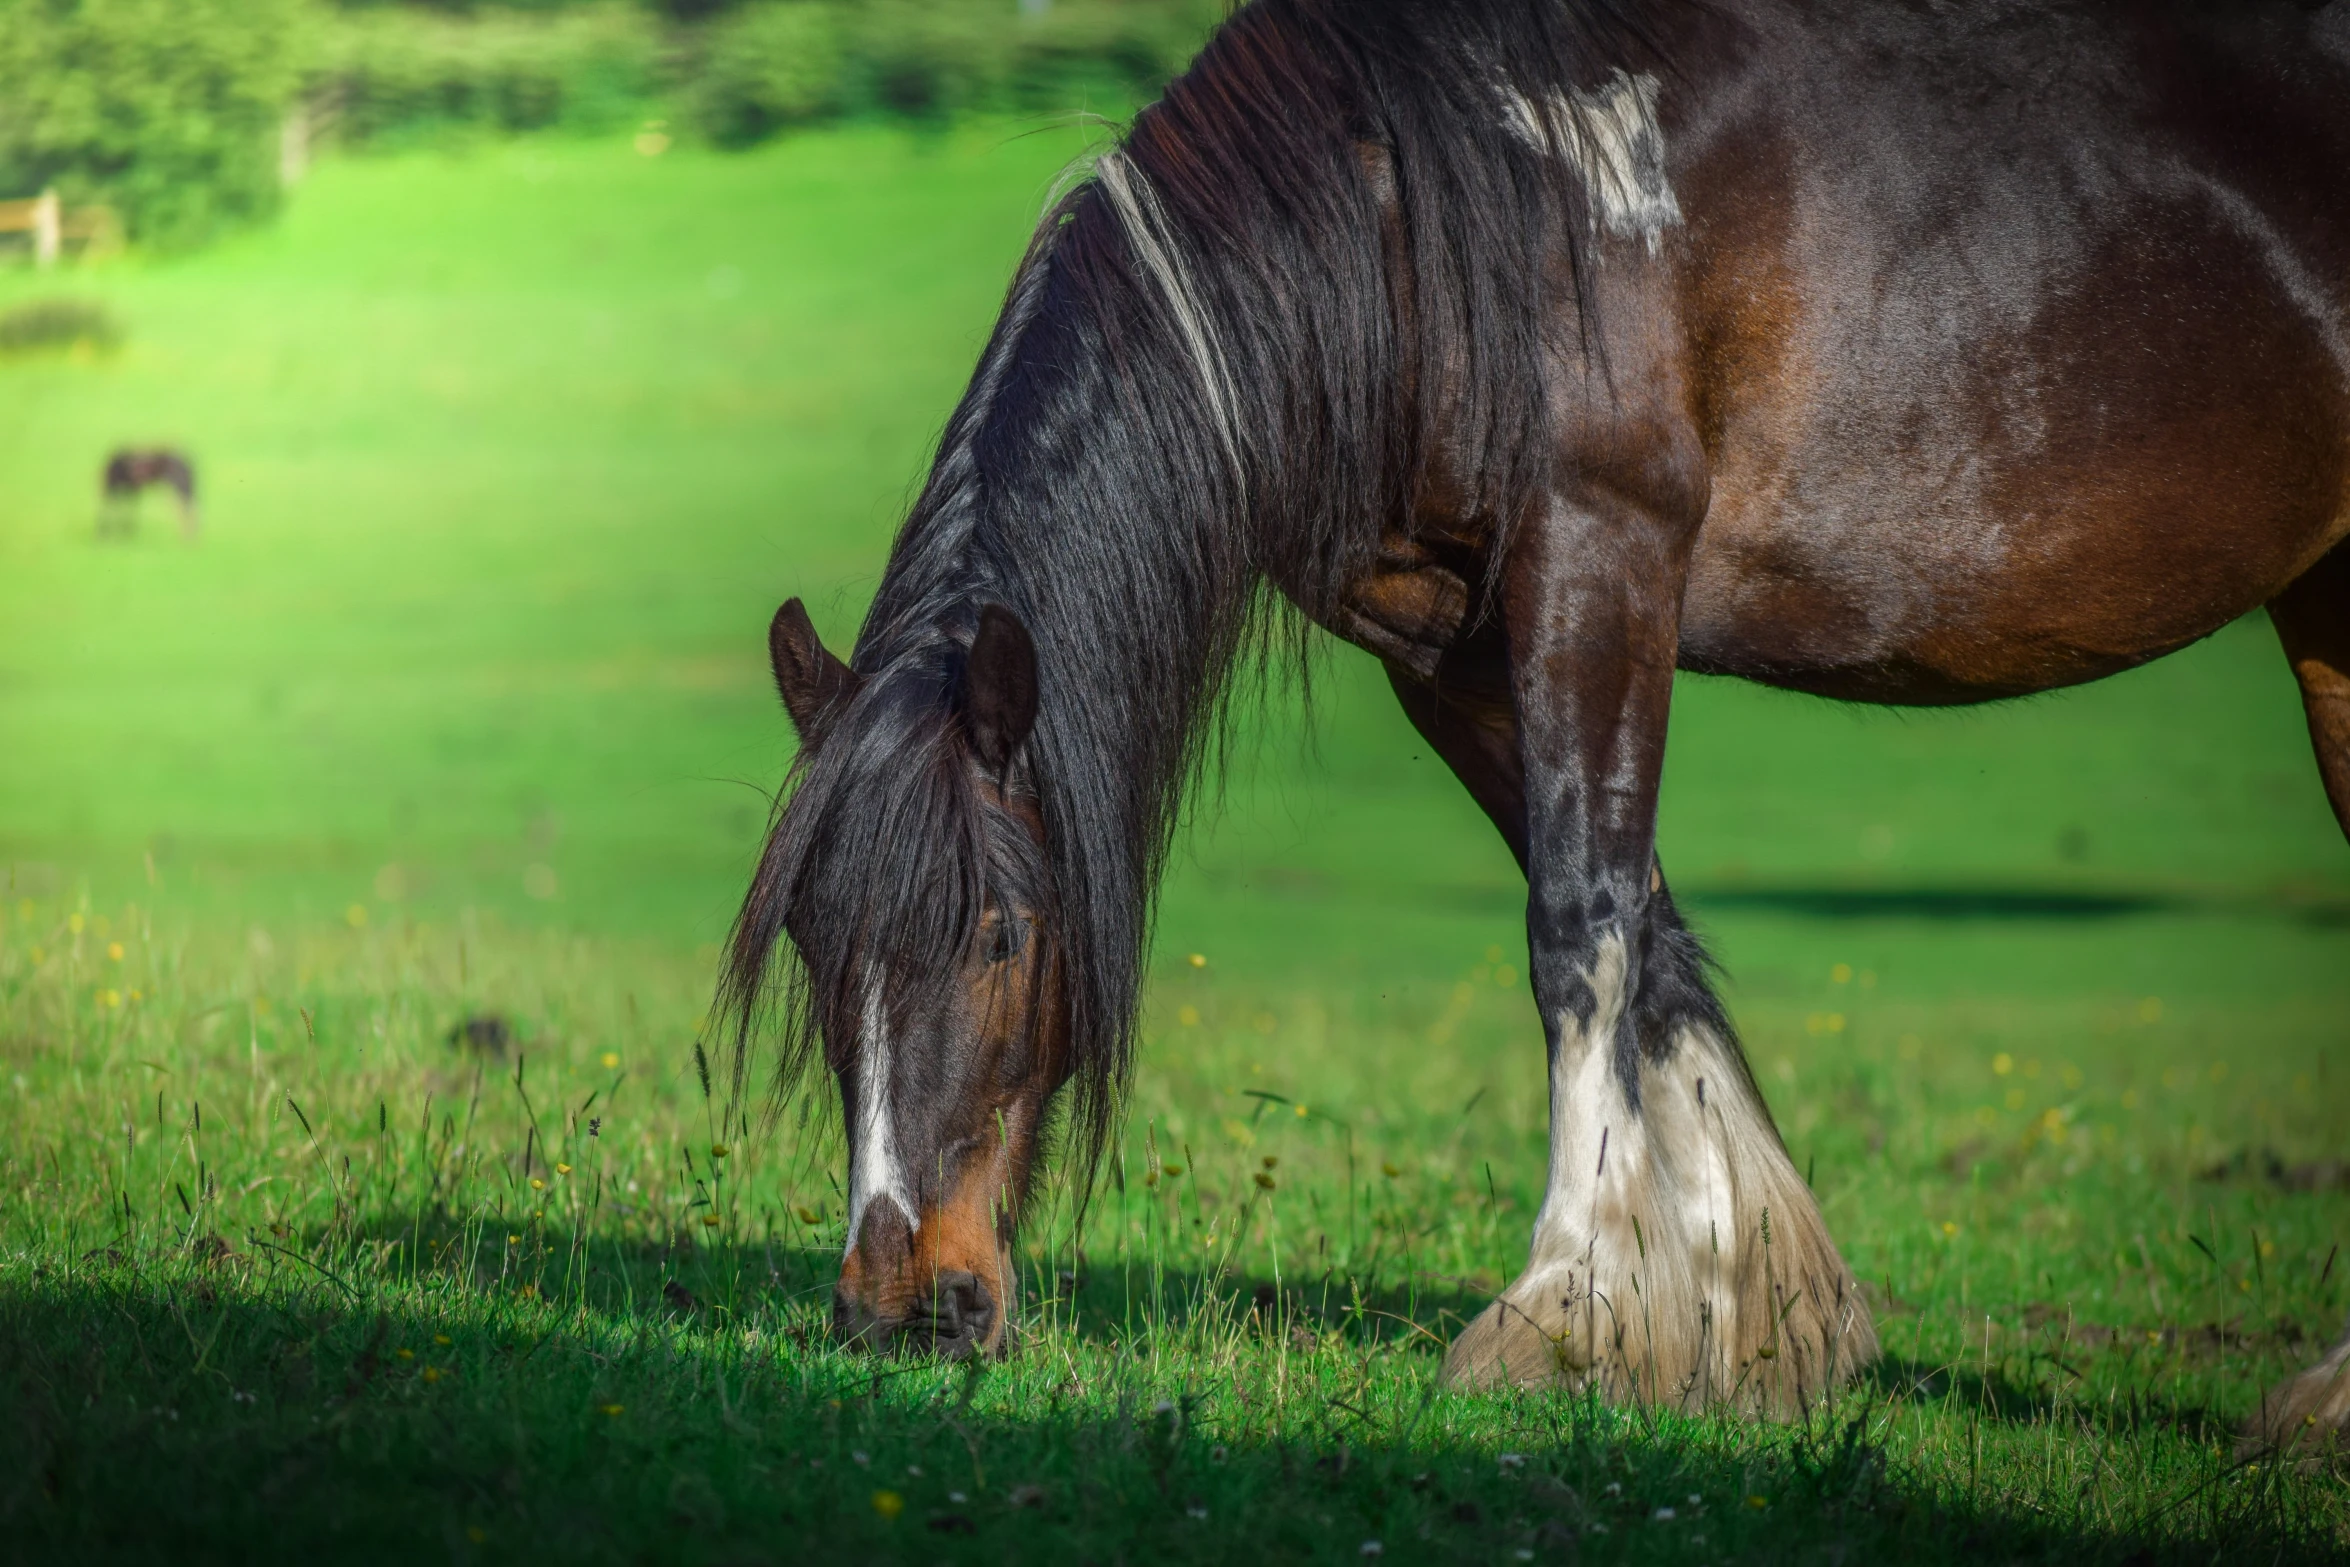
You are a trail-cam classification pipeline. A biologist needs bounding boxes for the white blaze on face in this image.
[844,974,915,1257]
[1503,68,1683,254]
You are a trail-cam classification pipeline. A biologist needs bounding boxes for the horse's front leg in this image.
[1439,491,1876,1414]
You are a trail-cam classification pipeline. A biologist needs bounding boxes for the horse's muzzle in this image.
[833,1269,1001,1360]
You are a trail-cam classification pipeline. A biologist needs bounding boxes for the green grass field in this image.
[3,125,2348,1564]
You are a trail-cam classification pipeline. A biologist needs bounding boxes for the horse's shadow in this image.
[1404,877,2350,930]
[365,1226,2267,1439]
[1860,1353,2237,1446]
[322,1223,2271,1446]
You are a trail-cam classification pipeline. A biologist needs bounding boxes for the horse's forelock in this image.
[720,660,1054,1118]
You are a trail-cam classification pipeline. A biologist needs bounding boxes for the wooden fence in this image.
[0,190,123,267]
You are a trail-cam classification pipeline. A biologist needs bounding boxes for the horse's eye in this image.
[985,915,1028,964]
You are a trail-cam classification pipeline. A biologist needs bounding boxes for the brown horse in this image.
[99,447,199,539]
[724,0,2350,1443]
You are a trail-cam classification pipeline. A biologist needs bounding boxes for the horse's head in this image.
[736,597,1071,1359]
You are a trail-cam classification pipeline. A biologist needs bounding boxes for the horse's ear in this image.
[960,603,1038,773]
[769,598,859,740]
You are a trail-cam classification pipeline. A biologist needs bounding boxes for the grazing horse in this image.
[721,0,2350,1440]
[99,447,199,539]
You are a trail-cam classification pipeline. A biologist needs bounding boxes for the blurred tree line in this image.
[0,0,311,249]
[0,0,1219,248]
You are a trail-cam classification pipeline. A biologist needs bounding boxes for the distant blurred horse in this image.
[99,447,198,539]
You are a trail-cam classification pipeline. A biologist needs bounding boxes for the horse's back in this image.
[1669,0,2350,702]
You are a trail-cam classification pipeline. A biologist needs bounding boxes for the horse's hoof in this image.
[1440,1294,1580,1389]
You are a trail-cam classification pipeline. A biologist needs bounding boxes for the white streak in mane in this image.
[845,974,914,1256]
[1041,142,1106,220]
[1504,68,1683,254]
[1092,148,1245,479]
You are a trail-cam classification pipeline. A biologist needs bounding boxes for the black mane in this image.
[719,0,1672,1165]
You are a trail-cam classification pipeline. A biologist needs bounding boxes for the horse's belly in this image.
[1678,292,2350,705]
[1678,441,2346,705]
[1675,185,2348,701]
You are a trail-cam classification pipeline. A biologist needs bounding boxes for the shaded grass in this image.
[0,297,123,357]
[8,1264,2335,1566]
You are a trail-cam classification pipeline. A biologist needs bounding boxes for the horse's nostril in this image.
[946,1273,991,1325]
[905,1270,995,1357]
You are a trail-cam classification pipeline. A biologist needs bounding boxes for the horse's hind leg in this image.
[2248,542,2350,1453]
[2247,1330,2350,1457]
[1426,495,1874,1415]
[2270,539,2350,840]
